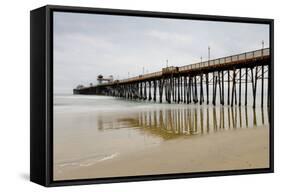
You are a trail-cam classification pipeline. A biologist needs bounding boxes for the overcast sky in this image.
[53,12,269,94]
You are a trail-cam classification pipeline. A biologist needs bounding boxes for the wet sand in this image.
[54,125,269,181]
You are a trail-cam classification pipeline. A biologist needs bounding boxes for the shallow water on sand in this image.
[53,94,269,179]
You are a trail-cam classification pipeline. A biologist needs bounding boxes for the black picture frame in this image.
[30,5,274,187]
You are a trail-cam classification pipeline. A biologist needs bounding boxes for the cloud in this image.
[53,12,269,94]
[146,30,192,45]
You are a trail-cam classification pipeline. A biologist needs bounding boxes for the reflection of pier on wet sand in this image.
[98,106,268,140]
[58,105,269,180]
[54,92,270,180]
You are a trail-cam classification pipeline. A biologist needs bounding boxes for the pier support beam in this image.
[153,80,157,102]
[221,70,224,105]
[183,76,186,103]
[167,78,171,103]
[181,76,183,102]
[144,81,147,100]
[218,71,222,105]
[171,76,174,102]
[261,65,264,107]
[239,68,242,107]
[148,81,152,101]
[191,77,194,103]
[251,68,255,107]
[187,76,191,104]
[159,79,164,103]
[228,70,230,105]
[251,67,257,108]
[200,73,204,105]
[173,77,176,103]
[174,76,177,103]
[206,73,209,104]
[231,69,236,107]
[245,68,248,106]
[177,76,180,103]
[140,82,143,100]
[268,65,270,108]
[213,73,217,106]
[194,76,198,103]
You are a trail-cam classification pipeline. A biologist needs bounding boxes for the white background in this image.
[0,0,279,191]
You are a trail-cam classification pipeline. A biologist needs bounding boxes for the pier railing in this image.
[113,48,269,84]
[179,48,269,71]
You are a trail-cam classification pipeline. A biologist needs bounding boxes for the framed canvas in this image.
[30,5,274,187]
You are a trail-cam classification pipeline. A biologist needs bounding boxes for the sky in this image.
[53,12,269,94]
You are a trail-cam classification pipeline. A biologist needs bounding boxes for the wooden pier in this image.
[73,48,270,108]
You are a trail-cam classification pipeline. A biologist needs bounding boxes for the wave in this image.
[56,152,119,168]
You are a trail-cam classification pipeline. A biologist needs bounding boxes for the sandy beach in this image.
[54,124,269,181]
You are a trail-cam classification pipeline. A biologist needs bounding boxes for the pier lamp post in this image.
[208,46,211,65]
